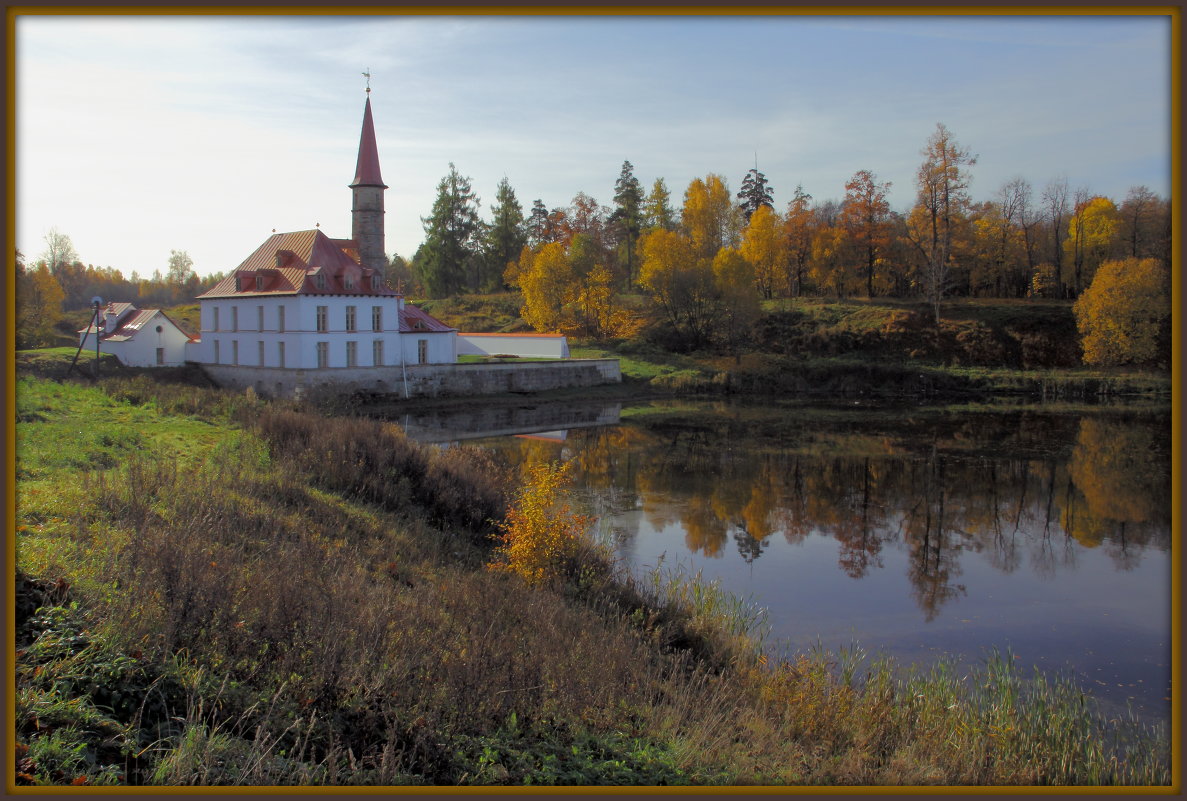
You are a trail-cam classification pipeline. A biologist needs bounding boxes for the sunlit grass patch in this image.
[15,378,227,481]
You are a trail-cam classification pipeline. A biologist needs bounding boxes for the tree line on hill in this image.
[410,123,1170,363]
[14,236,226,348]
[16,122,1170,367]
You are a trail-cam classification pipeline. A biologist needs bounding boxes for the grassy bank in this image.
[11,367,1171,787]
[570,342,1171,404]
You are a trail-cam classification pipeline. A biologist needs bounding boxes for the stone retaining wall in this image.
[199,359,620,400]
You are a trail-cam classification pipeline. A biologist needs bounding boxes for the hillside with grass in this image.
[411,292,1170,403]
[12,356,1171,787]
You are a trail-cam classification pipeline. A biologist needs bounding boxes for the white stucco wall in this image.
[457,333,569,359]
[189,294,440,368]
[400,331,456,366]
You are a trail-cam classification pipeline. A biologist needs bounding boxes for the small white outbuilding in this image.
[78,302,196,367]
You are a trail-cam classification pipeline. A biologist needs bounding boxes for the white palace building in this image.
[179,91,615,399]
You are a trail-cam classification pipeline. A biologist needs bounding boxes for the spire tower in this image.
[350,83,387,277]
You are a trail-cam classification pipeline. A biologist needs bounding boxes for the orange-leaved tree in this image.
[1073,257,1170,367]
[488,460,593,587]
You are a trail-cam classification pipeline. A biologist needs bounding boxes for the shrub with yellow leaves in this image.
[1074,257,1170,367]
[488,460,593,587]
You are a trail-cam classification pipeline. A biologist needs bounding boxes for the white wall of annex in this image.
[98,312,191,367]
[457,334,569,359]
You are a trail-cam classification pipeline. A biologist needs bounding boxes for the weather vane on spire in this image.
[363,68,371,94]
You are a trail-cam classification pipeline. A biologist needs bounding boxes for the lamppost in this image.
[68,296,103,378]
[92,297,101,377]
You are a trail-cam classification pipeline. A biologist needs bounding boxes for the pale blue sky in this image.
[14,12,1173,278]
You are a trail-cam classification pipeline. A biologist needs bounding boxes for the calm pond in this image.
[397,398,1173,728]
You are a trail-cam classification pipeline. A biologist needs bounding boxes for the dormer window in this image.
[344,274,355,290]
[255,275,264,291]
[314,273,326,290]
[371,275,380,290]
[235,276,242,292]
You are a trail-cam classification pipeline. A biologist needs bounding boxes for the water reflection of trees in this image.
[472,410,1170,618]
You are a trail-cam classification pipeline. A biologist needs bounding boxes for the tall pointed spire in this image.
[351,86,387,277]
[351,95,386,190]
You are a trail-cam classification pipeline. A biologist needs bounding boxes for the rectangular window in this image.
[277,305,285,333]
[278,341,285,368]
[232,306,239,332]
[156,347,164,365]
[257,305,264,331]
[316,341,329,368]
[371,274,381,290]
[232,340,239,366]
[316,306,328,332]
[371,305,382,332]
[213,307,220,331]
[256,275,264,291]
[372,339,383,366]
[346,340,357,367]
[417,339,428,365]
[344,274,355,290]
[345,305,357,332]
[213,340,220,363]
[258,340,265,366]
[315,273,326,290]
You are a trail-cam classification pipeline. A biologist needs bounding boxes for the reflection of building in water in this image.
[515,431,567,443]
[396,400,621,443]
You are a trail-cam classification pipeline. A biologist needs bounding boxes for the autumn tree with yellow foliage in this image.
[712,247,762,359]
[682,174,740,259]
[513,237,638,340]
[516,242,577,333]
[638,228,719,349]
[1064,195,1120,296]
[1073,257,1170,367]
[739,204,786,299]
[15,259,66,349]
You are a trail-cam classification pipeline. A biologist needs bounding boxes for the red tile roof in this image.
[351,96,386,189]
[105,301,135,319]
[80,307,197,342]
[197,228,396,299]
[400,304,456,333]
[79,301,135,335]
[101,309,158,342]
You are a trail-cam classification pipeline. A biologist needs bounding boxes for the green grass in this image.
[413,293,529,333]
[569,342,709,384]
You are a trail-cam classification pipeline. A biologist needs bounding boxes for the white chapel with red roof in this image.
[187,92,460,396]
